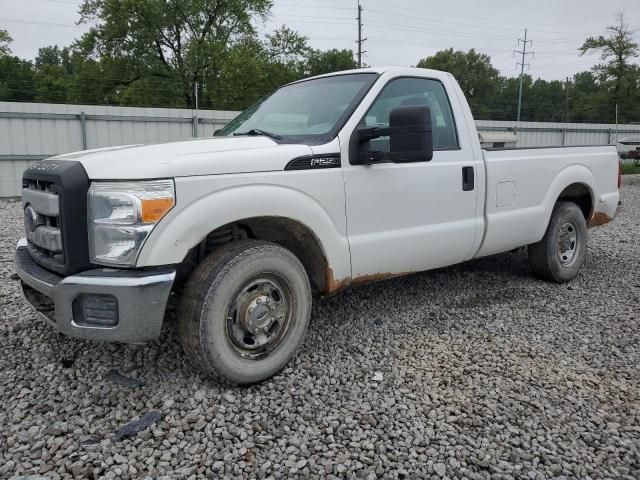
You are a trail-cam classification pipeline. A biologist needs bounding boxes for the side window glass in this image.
[363,78,459,152]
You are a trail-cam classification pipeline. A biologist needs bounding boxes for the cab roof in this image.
[289,66,452,86]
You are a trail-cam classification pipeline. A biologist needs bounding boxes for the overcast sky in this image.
[1,0,638,81]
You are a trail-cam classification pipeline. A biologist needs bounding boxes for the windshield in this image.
[218,73,378,142]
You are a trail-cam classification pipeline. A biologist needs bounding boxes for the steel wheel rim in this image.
[225,274,293,360]
[557,221,580,267]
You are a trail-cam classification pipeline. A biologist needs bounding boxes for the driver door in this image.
[342,76,480,278]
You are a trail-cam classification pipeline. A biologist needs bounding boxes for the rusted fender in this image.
[588,211,612,227]
[324,267,413,296]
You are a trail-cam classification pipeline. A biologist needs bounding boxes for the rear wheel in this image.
[178,240,312,384]
[528,201,587,282]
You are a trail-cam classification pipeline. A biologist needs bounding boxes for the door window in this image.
[363,77,459,152]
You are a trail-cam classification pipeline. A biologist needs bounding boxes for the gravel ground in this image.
[1,177,639,480]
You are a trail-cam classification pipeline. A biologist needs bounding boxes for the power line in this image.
[514,29,534,123]
[365,21,516,41]
[270,14,353,21]
[265,18,354,26]
[361,0,605,30]
[27,0,82,5]
[366,7,527,33]
[0,7,601,83]
[274,2,353,11]
[0,17,87,29]
[366,54,398,66]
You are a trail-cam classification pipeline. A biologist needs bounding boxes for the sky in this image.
[0,0,638,81]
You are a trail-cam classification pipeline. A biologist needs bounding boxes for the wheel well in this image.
[176,217,329,295]
[557,183,593,220]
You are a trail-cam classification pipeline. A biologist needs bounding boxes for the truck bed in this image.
[476,145,620,258]
[482,144,612,151]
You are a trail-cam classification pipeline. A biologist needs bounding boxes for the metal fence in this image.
[0,101,238,197]
[2,101,640,197]
[476,120,640,150]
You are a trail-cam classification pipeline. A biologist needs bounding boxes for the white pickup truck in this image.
[15,67,620,384]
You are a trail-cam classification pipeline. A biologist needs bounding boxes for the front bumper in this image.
[14,239,175,343]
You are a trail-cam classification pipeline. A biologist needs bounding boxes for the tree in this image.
[78,0,273,107]
[208,27,309,110]
[32,46,73,103]
[0,28,32,102]
[305,49,357,77]
[490,75,528,121]
[569,71,613,123]
[263,26,309,64]
[0,28,11,57]
[580,13,640,121]
[3,5,640,124]
[528,79,566,122]
[0,56,36,102]
[417,49,500,119]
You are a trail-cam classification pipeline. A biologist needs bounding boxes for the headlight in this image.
[88,179,175,266]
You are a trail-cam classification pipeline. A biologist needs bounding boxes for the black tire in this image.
[178,240,312,384]
[528,201,588,283]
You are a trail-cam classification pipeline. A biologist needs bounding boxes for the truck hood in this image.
[50,137,313,179]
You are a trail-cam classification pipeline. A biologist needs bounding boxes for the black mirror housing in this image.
[350,105,434,165]
[388,105,433,163]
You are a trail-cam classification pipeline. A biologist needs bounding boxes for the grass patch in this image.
[621,163,640,175]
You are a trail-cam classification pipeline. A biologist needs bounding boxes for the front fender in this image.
[136,179,352,283]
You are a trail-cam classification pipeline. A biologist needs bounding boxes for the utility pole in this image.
[193,80,199,138]
[563,77,570,123]
[356,1,367,68]
[615,103,619,144]
[514,29,534,123]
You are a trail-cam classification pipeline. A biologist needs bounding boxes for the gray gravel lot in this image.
[1,177,639,480]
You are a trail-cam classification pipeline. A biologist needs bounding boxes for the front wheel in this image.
[528,201,588,282]
[178,240,312,384]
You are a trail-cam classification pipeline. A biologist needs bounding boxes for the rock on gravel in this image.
[1,178,639,479]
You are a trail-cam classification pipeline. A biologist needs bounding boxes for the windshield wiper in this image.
[233,128,282,141]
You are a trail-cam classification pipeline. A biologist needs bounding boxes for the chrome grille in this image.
[22,159,91,276]
[22,181,64,266]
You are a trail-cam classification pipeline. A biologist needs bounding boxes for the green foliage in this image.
[417,33,639,123]
[621,163,640,175]
[78,0,274,107]
[579,13,640,123]
[417,48,500,120]
[0,56,35,102]
[579,14,639,85]
[32,47,71,103]
[1,10,638,124]
[567,72,612,123]
[209,27,309,110]
[0,28,12,57]
[306,49,357,77]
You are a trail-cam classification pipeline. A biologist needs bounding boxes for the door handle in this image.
[462,166,474,191]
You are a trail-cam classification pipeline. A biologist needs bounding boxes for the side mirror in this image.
[388,105,433,163]
[352,105,433,164]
